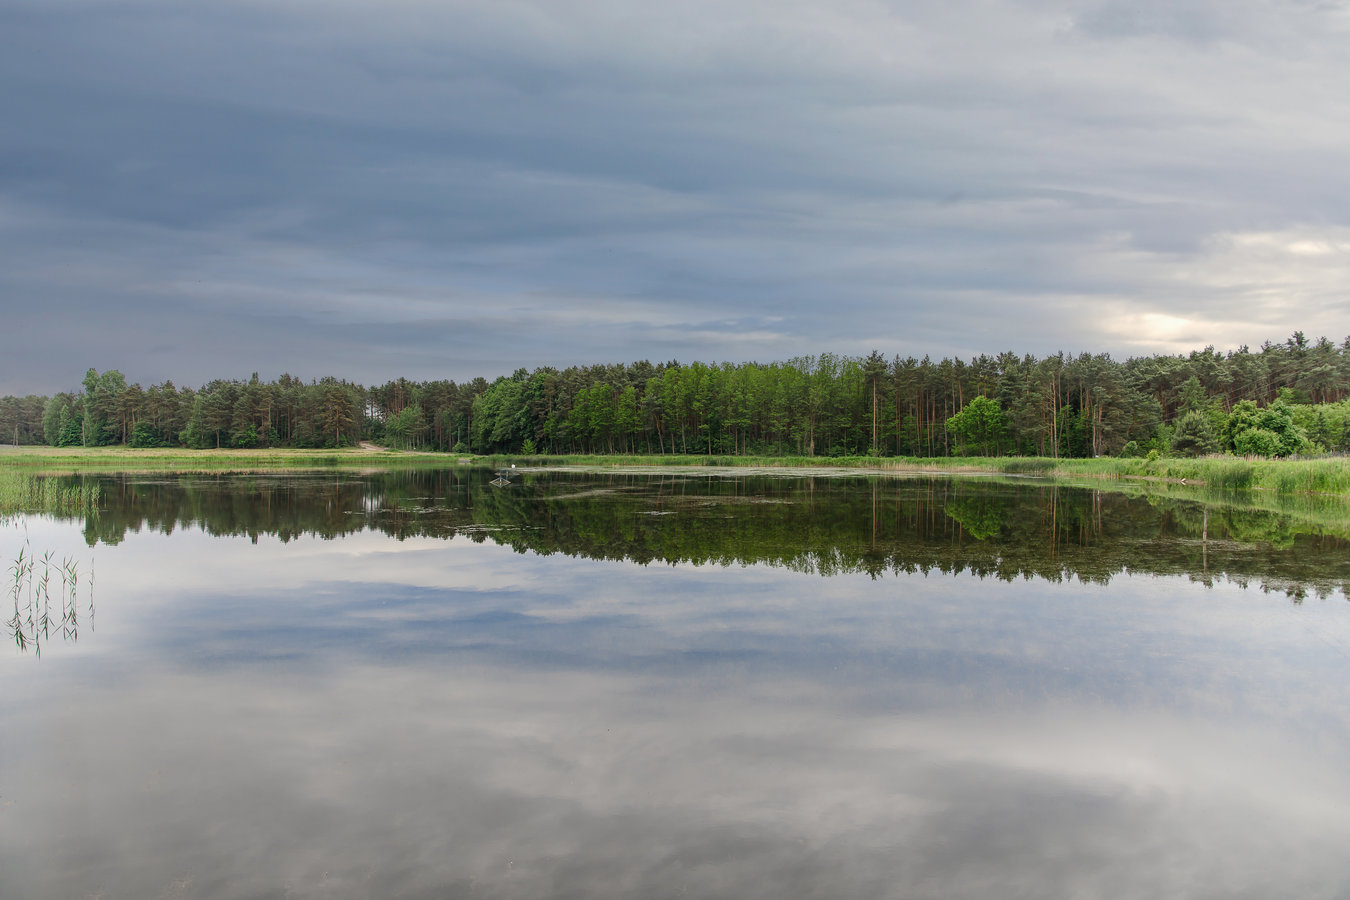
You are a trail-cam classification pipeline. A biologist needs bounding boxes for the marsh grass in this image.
[6,446,1350,497]
[489,453,1350,495]
[0,446,442,472]
[487,453,1049,472]
[998,458,1056,475]
[6,537,94,656]
[1076,455,1350,494]
[0,469,103,517]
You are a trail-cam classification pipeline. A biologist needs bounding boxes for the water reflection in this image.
[41,468,1350,600]
[5,472,1350,898]
[2,524,1349,899]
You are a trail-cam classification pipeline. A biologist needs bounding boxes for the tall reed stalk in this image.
[6,536,94,656]
[0,470,102,517]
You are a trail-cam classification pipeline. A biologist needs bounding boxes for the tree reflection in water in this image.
[27,468,1350,604]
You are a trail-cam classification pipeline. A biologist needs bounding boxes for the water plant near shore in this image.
[0,468,102,517]
[7,539,94,656]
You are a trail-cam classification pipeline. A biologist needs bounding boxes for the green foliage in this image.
[8,447,1350,506]
[946,396,1008,456]
[1225,399,1262,446]
[79,368,128,446]
[385,403,426,450]
[1206,460,1257,490]
[999,458,1054,474]
[1175,376,1210,414]
[8,330,1350,461]
[0,395,44,445]
[17,470,1350,603]
[944,495,1008,539]
[56,406,84,447]
[1233,428,1280,457]
[231,424,260,449]
[473,377,526,453]
[178,421,204,449]
[128,421,163,448]
[42,395,71,445]
[1170,411,1220,457]
[0,470,102,516]
[1227,399,1309,457]
[1290,400,1350,451]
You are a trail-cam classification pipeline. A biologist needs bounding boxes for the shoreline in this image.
[2,446,1349,496]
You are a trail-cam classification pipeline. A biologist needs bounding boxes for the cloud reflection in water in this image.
[2,516,1350,898]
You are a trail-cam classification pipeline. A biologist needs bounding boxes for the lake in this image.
[4,468,1350,899]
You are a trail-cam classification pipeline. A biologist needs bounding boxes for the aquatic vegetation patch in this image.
[7,541,94,656]
[0,470,102,517]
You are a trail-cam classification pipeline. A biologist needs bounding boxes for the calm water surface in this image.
[4,469,1350,899]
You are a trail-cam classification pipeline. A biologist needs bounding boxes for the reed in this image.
[0,469,103,516]
[7,446,1350,496]
[0,445,441,471]
[1057,455,1350,494]
[6,538,94,656]
[484,453,1350,496]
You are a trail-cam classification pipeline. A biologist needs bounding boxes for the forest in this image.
[3,332,1350,459]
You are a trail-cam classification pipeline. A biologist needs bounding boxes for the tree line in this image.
[4,332,1350,458]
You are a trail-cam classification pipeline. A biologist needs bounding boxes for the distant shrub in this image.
[128,421,163,448]
[1233,428,1281,458]
[231,424,260,449]
[1171,412,1220,457]
[1226,400,1309,457]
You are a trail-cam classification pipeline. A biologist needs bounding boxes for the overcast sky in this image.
[3,0,1350,394]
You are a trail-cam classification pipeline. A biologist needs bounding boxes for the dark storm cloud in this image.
[3,0,1350,393]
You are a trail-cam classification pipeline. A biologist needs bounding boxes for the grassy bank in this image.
[1047,455,1350,493]
[0,447,439,515]
[4,445,1350,496]
[0,445,455,472]
[484,452,1350,495]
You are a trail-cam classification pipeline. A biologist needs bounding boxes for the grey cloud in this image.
[1072,0,1349,45]
[4,0,1350,392]
[1073,0,1244,42]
